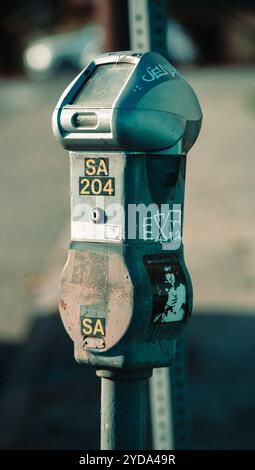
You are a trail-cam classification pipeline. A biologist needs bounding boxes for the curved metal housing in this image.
[52,51,202,153]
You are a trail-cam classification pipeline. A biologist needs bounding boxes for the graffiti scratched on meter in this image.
[79,157,115,196]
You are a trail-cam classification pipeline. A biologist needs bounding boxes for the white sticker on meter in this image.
[105,225,121,240]
[70,153,125,243]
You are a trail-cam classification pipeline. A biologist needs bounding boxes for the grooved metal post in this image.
[98,371,150,450]
[128,0,168,56]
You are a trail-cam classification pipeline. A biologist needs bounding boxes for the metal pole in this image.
[128,0,168,57]
[128,0,190,450]
[149,340,190,450]
[149,367,174,450]
[169,339,190,449]
[98,370,151,450]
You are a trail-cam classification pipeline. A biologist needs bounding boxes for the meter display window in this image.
[72,63,134,108]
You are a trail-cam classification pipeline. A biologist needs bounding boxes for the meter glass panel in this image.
[72,63,134,108]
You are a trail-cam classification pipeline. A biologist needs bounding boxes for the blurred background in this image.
[0,0,255,450]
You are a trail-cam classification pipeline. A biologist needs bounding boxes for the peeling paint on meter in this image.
[70,153,125,242]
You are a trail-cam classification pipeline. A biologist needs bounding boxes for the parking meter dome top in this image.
[53,51,202,153]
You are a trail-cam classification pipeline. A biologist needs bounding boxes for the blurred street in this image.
[185,66,255,311]
[0,75,71,340]
[0,66,254,341]
[0,66,255,450]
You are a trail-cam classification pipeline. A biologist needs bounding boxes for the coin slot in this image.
[73,112,98,129]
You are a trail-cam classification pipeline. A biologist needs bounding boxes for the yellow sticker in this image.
[79,177,115,196]
[81,317,106,337]
[84,158,109,176]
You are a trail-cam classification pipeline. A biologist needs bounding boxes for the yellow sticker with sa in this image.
[81,316,106,337]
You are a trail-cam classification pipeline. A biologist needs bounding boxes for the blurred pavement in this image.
[0,67,254,341]
[185,67,255,311]
[0,66,255,451]
[0,76,71,340]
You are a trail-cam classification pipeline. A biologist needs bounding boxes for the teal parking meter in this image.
[53,51,202,449]
[53,51,202,371]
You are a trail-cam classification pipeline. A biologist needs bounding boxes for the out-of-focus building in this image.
[1,0,255,76]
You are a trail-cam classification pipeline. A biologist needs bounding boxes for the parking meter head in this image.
[53,51,202,152]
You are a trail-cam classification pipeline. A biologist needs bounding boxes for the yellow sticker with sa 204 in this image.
[79,157,115,196]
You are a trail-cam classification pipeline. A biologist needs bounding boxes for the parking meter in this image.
[52,51,202,375]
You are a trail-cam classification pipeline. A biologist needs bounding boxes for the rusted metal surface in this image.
[58,246,133,355]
